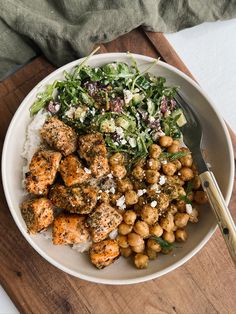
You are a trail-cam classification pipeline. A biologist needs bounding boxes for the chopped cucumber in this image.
[172,108,187,127]
[116,115,136,131]
[132,94,142,105]
[100,118,116,133]
[147,98,156,116]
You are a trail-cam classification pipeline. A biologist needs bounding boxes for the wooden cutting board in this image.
[0,28,235,314]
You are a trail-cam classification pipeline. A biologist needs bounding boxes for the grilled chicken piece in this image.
[53,214,90,245]
[25,150,62,195]
[21,198,54,234]
[87,203,122,242]
[90,239,120,269]
[49,184,98,214]
[41,117,77,156]
[59,154,91,187]
[78,133,109,178]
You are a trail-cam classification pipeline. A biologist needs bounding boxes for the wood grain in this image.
[0,29,236,314]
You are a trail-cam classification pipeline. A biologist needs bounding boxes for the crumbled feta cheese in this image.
[128,137,136,148]
[150,183,160,193]
[123,90,134,105]
[114,142,119,146]
[121,139,127,145]
[65,107,76,119]
[90,107,96,116]
[110,187,116,194]
[137,189,147,196]
[107,173,113,179]
[150,200,157,208]
[159,175,166,185]
[186,203,193,214]
[84,167,91,174]
[149,116,155,123]
[161,159,168,165]
[109,229,118,239]
[116,126,124,136]
[116,195,126,210]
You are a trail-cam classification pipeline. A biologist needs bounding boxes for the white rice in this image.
[72,240,92,253]
[21,109,49,170]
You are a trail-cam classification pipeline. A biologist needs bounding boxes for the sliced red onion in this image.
[47,101,60,114]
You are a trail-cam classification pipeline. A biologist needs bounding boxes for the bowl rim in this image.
[2,52,235,285]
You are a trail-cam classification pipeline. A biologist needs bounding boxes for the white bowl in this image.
[2,53,234,285]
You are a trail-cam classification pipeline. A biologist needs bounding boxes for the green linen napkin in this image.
[0,0,236,80]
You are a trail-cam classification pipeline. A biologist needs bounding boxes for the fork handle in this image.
[199,171,236,266]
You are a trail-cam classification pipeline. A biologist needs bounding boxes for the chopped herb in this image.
[160,151,190,161]
[179,181,194,204]
[150,235,173,251]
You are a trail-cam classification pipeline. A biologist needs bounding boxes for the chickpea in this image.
[174,213,189,228]
[125,190,138,206]
[162,162,177,176]
[145,170,160,184]
[110,192,122,205]
[112,164,127,179]
[168,204,178,215]
[166,175,184,186]
[180,147,189,153]
[194,191,208,204]
[131,242,145,253]
[146,158,160,170]
[117,178,133,193]
[138,196,146,206]
[163,184,179,200]
[180,154,193,167]
[127,233,144,247]
[172,225,178,232]
[172,159,182,170]
[157,192,170,210]
[118,222,133,235]
[178,187,186,197]
[133,221,149,238]
[189,208,199,223]
[120,246,132,258]
[175,229,188,242]
[159,136,173,148]
[99,191,110,203]
[141,205,158,225]
[149,224,163,237]
[109,152,124,166]
[132,166,145,181]
[123,210,137,225]
[167,144,179,154]
[179,167,194,181]
[117,235,129,248]
[149,144,162,159]
[191,163,198,176]
[159,213,175,232]
[146,238,162,252]
[176,199,186,212]
[162,231,175,243]
[172,139,180,147]
[146,248,157,260]
[192,176,201,190]
[134,253,149,269]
